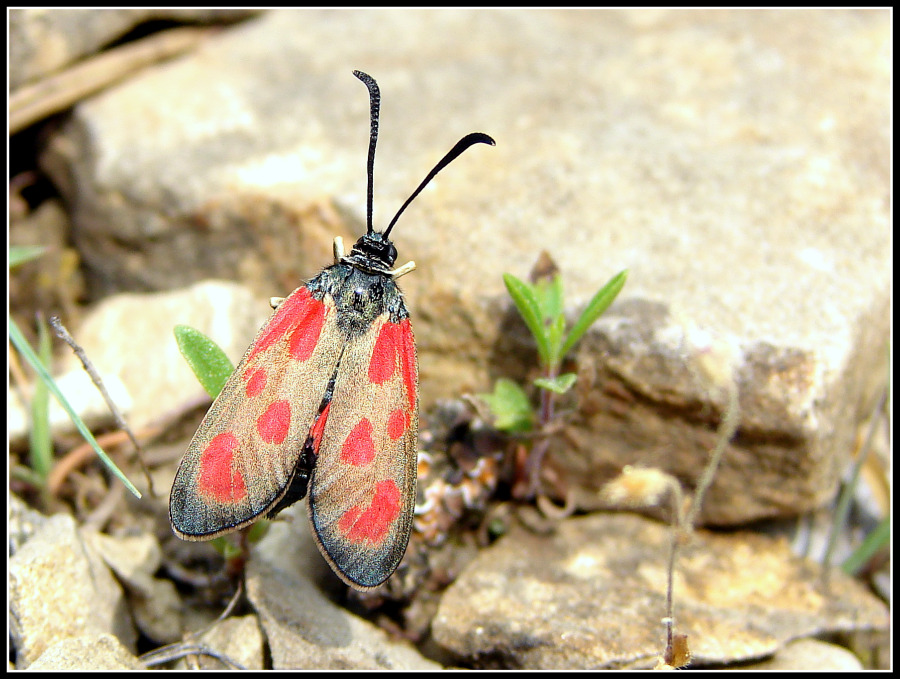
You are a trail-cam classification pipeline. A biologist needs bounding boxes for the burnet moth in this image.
[169,70,495,589]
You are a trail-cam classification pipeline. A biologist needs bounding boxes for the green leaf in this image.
[478,377,534,433]
[174,325,235,398]
[503,273,550,366]
[9,317,142,498]
[560,269,627,358]
[534,271,566,367]
[533,372,577,394]
[546,313,567,369]
[9,246,46,268]
[534,271,564,323]
[29,315,53,481]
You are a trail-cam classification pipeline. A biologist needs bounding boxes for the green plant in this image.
[480,253,627,497]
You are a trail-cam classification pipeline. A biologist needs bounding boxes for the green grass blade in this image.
[9,317,142,498]
[9,245,46,268]
[174,325,235,398]
[560,269,628,358]
[28,316,53,481]
[842,516,889,575]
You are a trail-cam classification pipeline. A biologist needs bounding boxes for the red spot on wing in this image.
[248,287,326,362]
[288,300,325,361]
[397,319,417,411]
[369,319,417,412]
[309,402,331,457]
[341,418,375,466]
[387,408,409,440]
[337,480,402,545]
[244,368,267,397]
[368,322,399,385]
[198,432,247,502]
[257,399,291,444]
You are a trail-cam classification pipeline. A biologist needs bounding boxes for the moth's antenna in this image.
[353,70,380,235]
[384,132,496,238]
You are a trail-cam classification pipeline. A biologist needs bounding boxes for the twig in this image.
[140,582,246,669]
[49,316,155,495]
[610,324,742,669]
[662,480,686,665]
[139,642,246,670]
[660,331,741,667]
[683,380,740,530]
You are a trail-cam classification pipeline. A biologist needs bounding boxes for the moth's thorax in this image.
[309,263,409,336]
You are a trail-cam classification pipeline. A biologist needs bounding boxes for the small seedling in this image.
[480,252,627,497]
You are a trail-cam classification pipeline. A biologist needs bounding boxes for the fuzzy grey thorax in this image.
[308,263,409,338]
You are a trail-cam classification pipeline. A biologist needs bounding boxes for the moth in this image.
[170,70,494,589]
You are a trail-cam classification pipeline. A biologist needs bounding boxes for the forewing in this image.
[170,285,343,539]
[308,315,418,589]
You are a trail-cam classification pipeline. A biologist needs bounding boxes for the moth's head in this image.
[350,231,398,268]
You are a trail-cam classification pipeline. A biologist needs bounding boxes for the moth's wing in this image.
[170,285,343,539]
[308,314,418,589]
